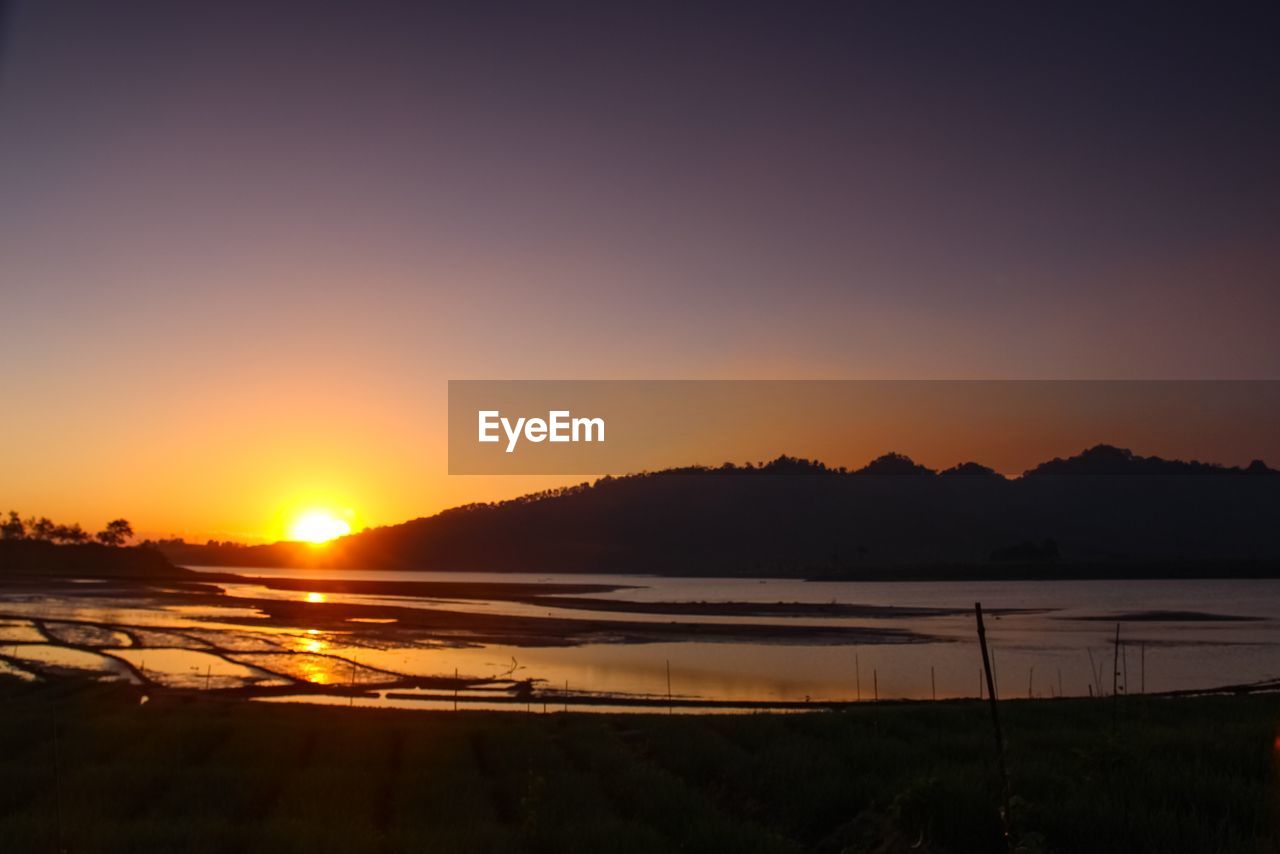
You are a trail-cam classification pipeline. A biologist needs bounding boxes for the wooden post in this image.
[1028,665,1034,699]
[564,679,569,713]
[1057,667,1063,698]
[1141,643,1146,694]
[873,669,878,701]
[1122,640,1129,694]
[855,652,861,702]
[991,649,999,700]
[1112,624,1120,731]
[666,659,672,714]
[975,602,1011,847]
[454,667,458,712]
[931,665,936,701]
[205,664,211,691]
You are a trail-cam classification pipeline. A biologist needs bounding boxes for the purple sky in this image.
[2,1,1278,539]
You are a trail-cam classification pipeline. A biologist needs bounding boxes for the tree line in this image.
[1,512,134,547]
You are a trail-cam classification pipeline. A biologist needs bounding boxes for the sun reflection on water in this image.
[299,657,333,684]
[289,629,328,655]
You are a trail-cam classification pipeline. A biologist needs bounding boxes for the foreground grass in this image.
[0,679,1276,853]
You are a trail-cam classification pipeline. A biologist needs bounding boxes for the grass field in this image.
[0,678,1276,853]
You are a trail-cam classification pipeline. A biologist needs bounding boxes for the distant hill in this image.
[1023,444,1277,477]
[0,540,185,578]
[156,445,1280,577]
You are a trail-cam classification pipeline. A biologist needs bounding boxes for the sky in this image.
[2,1,1279,542]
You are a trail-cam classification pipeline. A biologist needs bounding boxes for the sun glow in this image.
[288,510,351,544]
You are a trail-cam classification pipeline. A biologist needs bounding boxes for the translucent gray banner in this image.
[447,380,1280,475]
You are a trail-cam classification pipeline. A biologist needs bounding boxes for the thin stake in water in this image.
[1122,639,1129,694]
[666,659,672,714]
[1112,624,1121,731]
[975,602,1012,850]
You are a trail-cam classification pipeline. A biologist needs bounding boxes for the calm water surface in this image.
[197,568,1280,702]
[4,566,1278,707]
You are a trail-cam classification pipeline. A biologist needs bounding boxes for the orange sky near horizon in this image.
[3,4,1279,543]
[7,378,1280,544]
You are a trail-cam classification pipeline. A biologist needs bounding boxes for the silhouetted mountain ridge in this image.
[1023,445,1277,477]
[156,446,1280,577]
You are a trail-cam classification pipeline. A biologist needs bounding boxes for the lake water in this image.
[3,567,1278,709]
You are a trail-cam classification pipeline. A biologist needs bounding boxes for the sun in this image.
[288,510,351,544]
